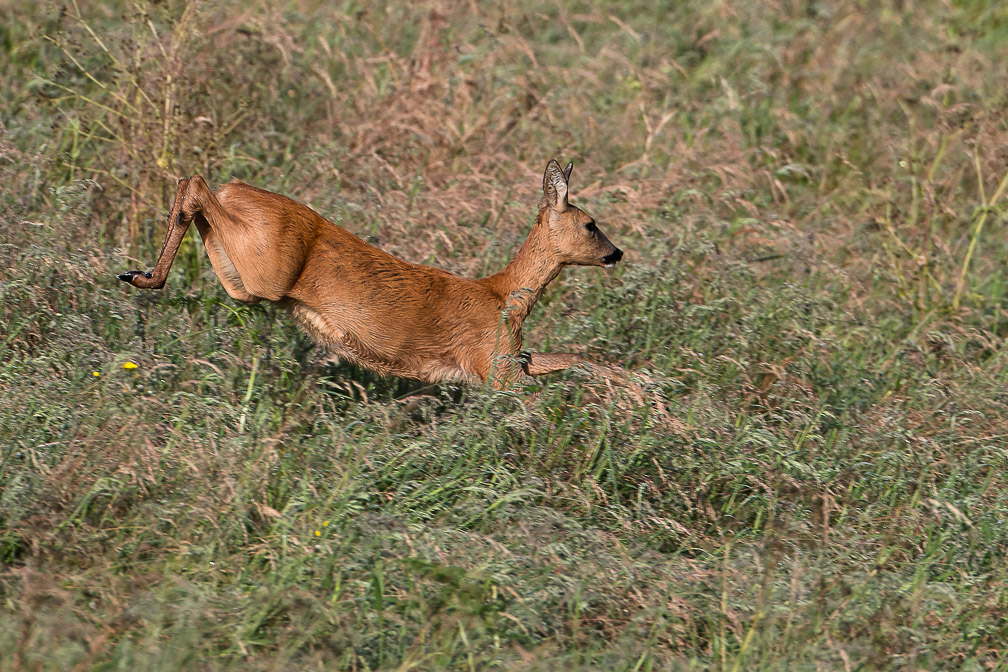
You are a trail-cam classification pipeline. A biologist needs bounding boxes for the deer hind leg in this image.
[187,176,303,302]
[181,175,263,301]
[190,213,257,302]
[119,176,258,301]
[117,178,193,289]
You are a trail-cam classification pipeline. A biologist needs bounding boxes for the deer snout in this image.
[602,248,623,268]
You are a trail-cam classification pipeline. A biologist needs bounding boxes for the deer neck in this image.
[484,211,564,323]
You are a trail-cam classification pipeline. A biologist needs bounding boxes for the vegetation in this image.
[3,0,1008,669]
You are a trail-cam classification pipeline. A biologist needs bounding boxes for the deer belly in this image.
[283,299,479,383]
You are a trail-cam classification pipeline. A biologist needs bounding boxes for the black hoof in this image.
[117,270,152,283]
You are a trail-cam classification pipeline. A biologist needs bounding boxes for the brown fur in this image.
[119,160,623,388]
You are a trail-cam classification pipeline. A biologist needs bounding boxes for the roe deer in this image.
[118,159,623,388]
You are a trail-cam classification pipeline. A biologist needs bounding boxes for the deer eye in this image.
[584,221,597,233]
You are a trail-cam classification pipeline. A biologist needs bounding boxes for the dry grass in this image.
[3,0,1008,669]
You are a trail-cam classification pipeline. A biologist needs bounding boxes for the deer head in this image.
[540,159,623,268]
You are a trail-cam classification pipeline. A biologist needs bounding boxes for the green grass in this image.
[3,0,1008,669]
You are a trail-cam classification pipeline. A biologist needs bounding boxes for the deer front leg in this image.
[117,178,193,289]
[525,352,582,376]
[527,352,631,387]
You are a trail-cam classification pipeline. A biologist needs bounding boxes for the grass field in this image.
[3,0,1008,669]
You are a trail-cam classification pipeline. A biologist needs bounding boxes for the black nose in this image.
[602,248,623,265]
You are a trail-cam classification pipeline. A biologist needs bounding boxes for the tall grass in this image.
[2,0,1008,669]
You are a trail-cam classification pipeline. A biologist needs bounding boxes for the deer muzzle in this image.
[602,248,623,268]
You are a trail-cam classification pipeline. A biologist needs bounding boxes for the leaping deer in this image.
[118,159,623,388]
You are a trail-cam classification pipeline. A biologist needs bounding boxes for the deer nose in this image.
[602,248,623,266]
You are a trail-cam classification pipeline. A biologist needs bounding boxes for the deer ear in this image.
[563,162,573,183]
[542,159,569,212]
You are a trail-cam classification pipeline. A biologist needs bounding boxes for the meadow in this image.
[2,1,1008,669]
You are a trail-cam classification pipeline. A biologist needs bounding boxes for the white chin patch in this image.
[604,263,616,269]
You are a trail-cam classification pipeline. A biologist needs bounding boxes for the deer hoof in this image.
[117,270,152,283]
